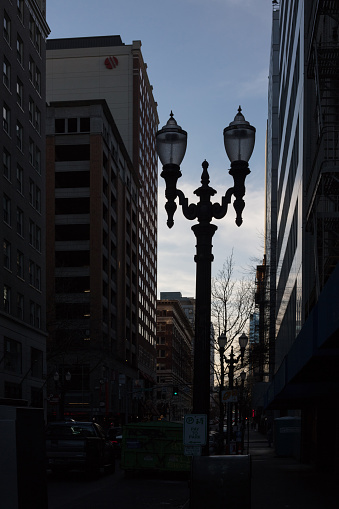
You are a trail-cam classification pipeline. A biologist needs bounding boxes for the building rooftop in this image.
[47,35,124,50]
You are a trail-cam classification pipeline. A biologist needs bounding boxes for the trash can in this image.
[190,455,251,509]
[274,417,301,459]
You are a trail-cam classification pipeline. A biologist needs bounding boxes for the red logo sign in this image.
[105,56,119,69]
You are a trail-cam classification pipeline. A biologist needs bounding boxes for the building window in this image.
[16,78,23,108]
[68,118,77,133]
[35,147,41,173]
[29,15,34,41]
[35,107,41,133]
[17,250,24,278]
[17,293,24,319]
[3,11,11,45]
[17,207,23,236]
[29,179,34,205]
[4,284,11,313]
[36,226,41,251]
[35,265,41,290]
[16,35,24,65]
[29,138,34,165]
[35,28,41,55]
[3,194,11,225]
[55,118,65,133]
[35,186,41,212]
[29,219,34,246]
[3,148,11,180]
[3,104,10,134]
[3,57,10,88]
[16,164,23,193]
[29,97,34,123]
[4,239,11,270]
[80,117,90,132]
[29,259,35,286]
[17,0,24,21]
[4,337,22,373]
[35,66,41,94]
[31,348,43,378]
[16,122,23,150]
[29,56,34,82]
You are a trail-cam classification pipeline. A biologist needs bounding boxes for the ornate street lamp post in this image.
[224,332,248,447]
[217,332,227,444]
[156,108,255,455]
[240,370,247,425]
[54,370,71,420]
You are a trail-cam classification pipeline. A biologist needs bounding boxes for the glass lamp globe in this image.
[223,107,256,163]
[218,332,227,349]
[156,112,187,166]
[239,332,249,350]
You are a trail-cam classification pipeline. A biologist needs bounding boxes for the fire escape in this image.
[306,1,339,314]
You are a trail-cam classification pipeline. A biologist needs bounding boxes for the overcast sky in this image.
[47,0,273,298]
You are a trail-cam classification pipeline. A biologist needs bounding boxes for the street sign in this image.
[183,414,207,446]
[184,445,202,456]
[222,389,238,403]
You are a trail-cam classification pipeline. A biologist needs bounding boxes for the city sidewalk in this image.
[248,429,337,509]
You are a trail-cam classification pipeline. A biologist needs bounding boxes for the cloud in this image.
[157,179,265,298]
[157,181,198,297]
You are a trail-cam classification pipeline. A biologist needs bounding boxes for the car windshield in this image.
[46,423,96,438]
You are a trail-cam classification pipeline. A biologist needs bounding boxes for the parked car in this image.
[46,421,115,476]
[106,426,123,457]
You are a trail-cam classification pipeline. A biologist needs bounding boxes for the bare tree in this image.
[210,252,255,449]
[211,250,255,354]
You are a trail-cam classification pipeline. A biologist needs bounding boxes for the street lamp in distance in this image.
[217,332,227,441]
[224,333,248,446]
[54,370,71,420]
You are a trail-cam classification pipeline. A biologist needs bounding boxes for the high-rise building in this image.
[156,298,194,421]
[265,0,339,471]
[158,292,219,391]
[46,99,141,421]
[159,292,196,330]
[0,0,49,408]
[265,4,279,381]
[46,36,158,423]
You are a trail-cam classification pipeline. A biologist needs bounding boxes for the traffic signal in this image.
[173,386,179,396]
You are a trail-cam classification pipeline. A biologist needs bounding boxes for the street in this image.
[47,462,190,509]
[47,431,339,509]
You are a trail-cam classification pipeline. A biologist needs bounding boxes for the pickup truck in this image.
[46,421,115,476]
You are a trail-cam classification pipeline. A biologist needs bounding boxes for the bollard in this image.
[190,455,251,509]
